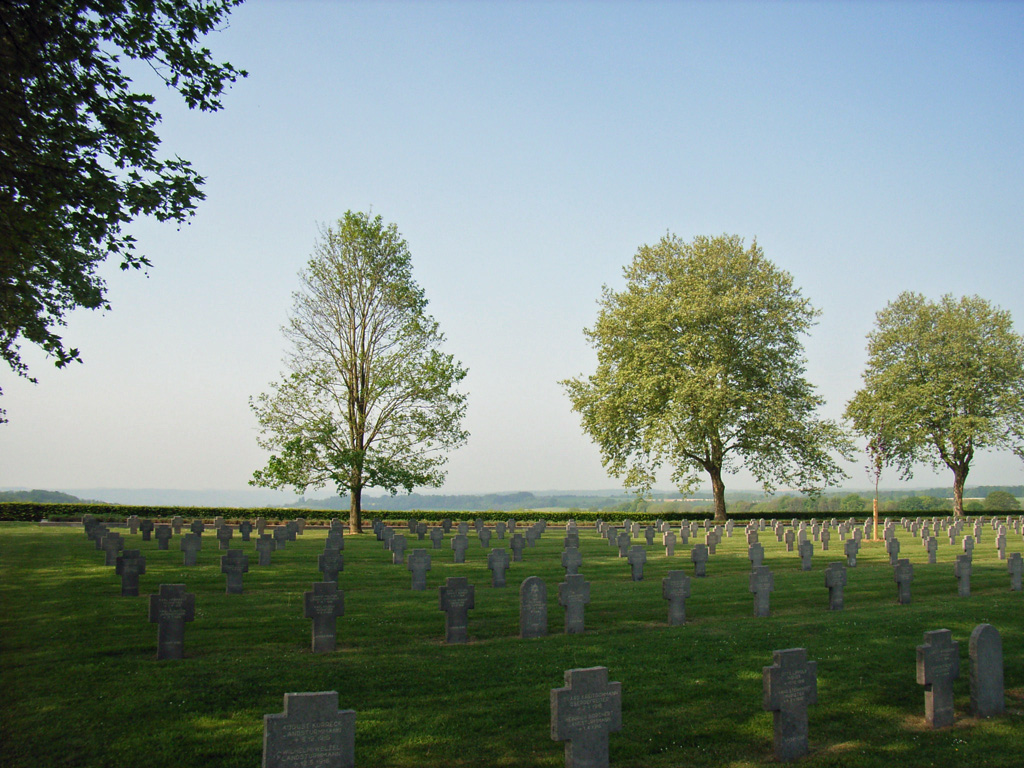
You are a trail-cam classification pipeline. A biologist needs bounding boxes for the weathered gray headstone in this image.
[784,529,795,552]
[510,533,526,562]
[256,534,276,566]
[221,549,249,595]
[1009,552,1023,591]
[171,515,184,535]
[616,532,630,557]
[154,524,172,550]
[479,528,492,548]
[407,548,431,591]
[691,543,709,577]
[451,533,468,563]
[391,533,407,564]
[894,559,913,604]
[926,536,938,564]
[190,519,205,536]
[749,566,774,618]
[916,629,960,728]
[148,584,195,660]
[969,623,1004,718]
[139,518,154,541]
[798,540,813,571]
[115,549,146,596]
[955,554,971,597]
[561,546,582,576]
[319,548,344,583]
[304,582,345,653]
[100,532,124,566]
[520,576,548,639]
[263,691,355,768]
[748,542,764,568]
[626,545,646,581]
[662,570,691,626]
[824,562,846,610]
[180,532,201,566]
[663,531,676,556]
[887,537,901,566]
[438,577,475,644]
[763,648,817,762]
[844,538,858,567]
[239,520,253,542]
[216,525,234,550]
[429,527,444,549]
[558,574,590,634]
[488,548,511,587]
[550,667,621,768]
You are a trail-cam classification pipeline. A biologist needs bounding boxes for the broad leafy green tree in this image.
[984,490,1020,512]
[0,0,246,419]
[846,292,1024,516]
[563,233,852,521]
[251,212,469,533]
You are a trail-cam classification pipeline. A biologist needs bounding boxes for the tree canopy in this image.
[845,292,1024,516]
[0,0,246,419]
[562,233,851,521]
[250,212,469,533]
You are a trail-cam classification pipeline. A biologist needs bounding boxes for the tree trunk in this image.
[349,485,363,534]
[952,465,968,518]
[708,465,727,522]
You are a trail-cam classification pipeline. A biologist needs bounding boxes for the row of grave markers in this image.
[260,623,1007,767]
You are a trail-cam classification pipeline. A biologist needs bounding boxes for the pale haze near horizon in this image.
[2,1,1023,503]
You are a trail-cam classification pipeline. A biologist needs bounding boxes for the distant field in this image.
[1,520,1022,767]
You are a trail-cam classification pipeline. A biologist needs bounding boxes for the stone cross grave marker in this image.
[916,629,960,728]
[319,548,344,583]
[644,526,655,545]
[926,536,938,564]
[256,534,276,566]
[171,515,183,535]
[391,533,407,564]
[457,521,469,536]
[189,519,204,536]
[216,525,234,550]
[627,545,646,581]
[180,532,201,566]
[819,528,830,551]
[691,543,709,577]
[995,532,1007,560]
[662,570,691,626]
[784,529,795,552]
[115,549,146,596]
[704,531,717,555]
[520,576,548,639]
[798,540,813,571]
[894,559,914,604]
[451,534,469,563]
[221,549,249,595]
[479,528,492,548]
[616,532,630,558]
[962,535,975,558]
[955,554,971,597]
[763,648,817,762]
[750,566,774,617]
[255,517,267,536]
[663,531,676,556]
[239,520,253,542]
[273,526,289,550]
[441,518,452,533]
[154,524,172,550]
[213,515,225,530]
[139,518,154,541]
[844,538,858,567]
[127,515,140,535]
[824,562,846,610]
[149,584,195,660]
[886,537,901,566]
[969,623,1004,718]
[438,577,475,644]
[263,691,355,768]
[748,542,765,568]
[559,574,590,634]
[304,582,345,653]
[564,531,580,550]
[326,528,344,550]
[550,667,621,768]
[100,532,124,566]
[407,548,431,591]
[488,548,511,587]
[416,522,427,541]
[429,527,444,549]
[562,546,582,576]
[495,521,506,539]
[510,533,526,562]
[1009,552,1023,591]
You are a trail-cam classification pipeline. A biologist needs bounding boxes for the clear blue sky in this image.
[2,0,1023,501]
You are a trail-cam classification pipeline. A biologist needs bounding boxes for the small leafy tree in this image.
[563,233,852,521]
[1,0,246,420]
[250,212,469,533]
[984,490,1020,512]
[846,292,1024,516]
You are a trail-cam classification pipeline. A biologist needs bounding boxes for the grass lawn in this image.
[1,519,1022,767]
